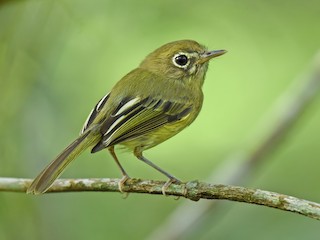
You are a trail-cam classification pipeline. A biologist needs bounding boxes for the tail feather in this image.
[27,131,100,194]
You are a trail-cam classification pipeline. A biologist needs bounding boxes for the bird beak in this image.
[199,49,227,64]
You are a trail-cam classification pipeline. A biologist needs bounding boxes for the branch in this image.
[0,177,319,220]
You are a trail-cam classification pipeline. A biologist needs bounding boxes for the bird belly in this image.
[120,119,190,151]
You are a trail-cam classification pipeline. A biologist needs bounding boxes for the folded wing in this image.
[91,96,192,152]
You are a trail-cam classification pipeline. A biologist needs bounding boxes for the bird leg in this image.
[134,147,181,195]
[108,146,130,192]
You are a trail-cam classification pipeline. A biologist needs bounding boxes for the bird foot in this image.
[162,178,181,196]
[118,175,130,198]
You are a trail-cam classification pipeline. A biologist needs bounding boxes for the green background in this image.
[1,0,320,239]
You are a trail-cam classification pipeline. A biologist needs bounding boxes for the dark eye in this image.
[174,54,189,66]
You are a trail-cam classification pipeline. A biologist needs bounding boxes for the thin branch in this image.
[0,177,319,220]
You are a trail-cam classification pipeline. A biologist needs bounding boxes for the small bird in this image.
[27,40,226,194]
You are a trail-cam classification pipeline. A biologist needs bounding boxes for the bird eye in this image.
[173,54,189,67]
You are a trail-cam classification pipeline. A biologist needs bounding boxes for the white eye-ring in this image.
[172,53,190,69]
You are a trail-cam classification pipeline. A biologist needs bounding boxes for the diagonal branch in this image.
[0,177,320,220]
[147,51,320,239]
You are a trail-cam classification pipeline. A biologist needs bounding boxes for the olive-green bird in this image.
[27,40,226,194]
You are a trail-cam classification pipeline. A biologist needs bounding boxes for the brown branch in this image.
[0,177,319,220]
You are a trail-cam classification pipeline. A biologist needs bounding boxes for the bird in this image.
[27,39,226,195]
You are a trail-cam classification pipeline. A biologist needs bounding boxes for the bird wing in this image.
[91,96,193,152]
[80,93,110,134]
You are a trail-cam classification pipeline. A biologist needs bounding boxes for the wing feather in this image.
[91,96,192,152]
[80,93,110,134]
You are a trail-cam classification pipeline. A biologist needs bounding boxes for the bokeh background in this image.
[1,0,320,239]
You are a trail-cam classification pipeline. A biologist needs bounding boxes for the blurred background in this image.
[1,0,320,239]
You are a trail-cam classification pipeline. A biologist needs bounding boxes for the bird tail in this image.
[27,131,100,194]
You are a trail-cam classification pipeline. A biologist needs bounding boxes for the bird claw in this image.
[161,178,181,196]
[118,175,130,198]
